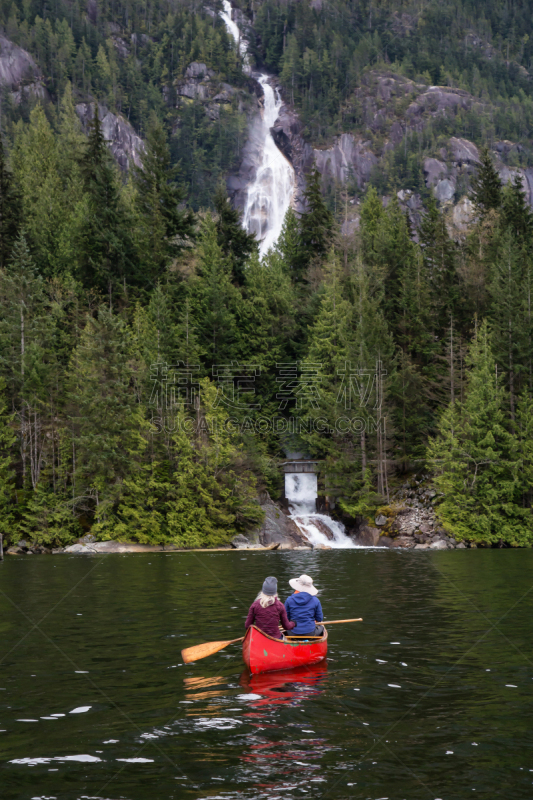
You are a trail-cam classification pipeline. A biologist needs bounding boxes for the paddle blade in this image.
[181,636,244,664]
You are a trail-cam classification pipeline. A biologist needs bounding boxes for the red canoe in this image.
[242,624,328,674]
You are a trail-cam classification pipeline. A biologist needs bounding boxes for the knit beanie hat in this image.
[262,576,278,596]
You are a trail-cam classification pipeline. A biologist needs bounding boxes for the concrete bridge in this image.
[281,460,319,474]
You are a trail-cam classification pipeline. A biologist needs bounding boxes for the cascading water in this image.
[219,1,249,65]
[241,76,295,256]
[219,1,295,256]
[285,473,359,549]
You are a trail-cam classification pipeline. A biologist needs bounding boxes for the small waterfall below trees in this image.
[285,473,359,549]
[219,1,295,256]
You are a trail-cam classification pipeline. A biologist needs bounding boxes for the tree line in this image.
[0,91,532,548]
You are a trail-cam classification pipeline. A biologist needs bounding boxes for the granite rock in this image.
[429,539,448,550]
[0,34,40,90]
[75,103,144,170]
[247,491,308,548]
[424,157,448,187]
[355,525,381,547]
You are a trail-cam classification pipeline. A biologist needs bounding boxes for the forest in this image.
[1,103,532,549]
[1,0,533,549]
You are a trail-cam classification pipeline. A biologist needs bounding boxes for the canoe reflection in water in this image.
[237,662,330,792]
[239,660,328,708]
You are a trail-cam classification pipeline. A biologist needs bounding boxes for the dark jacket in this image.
[284,592,324,635]
[245,598,295,639]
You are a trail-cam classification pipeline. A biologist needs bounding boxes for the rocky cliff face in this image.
[246,66,533,236]
[171,60,246,123]
[225,77,267,210]
[246,491,309,549]
[270,98,314,213]
[75,102,144,170]
[0,34,46,103]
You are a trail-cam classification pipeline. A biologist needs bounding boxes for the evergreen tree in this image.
[470,146,502,214]
[237,249,296,418]
[0,233,53,488]
[11,106,66,277]
[501,175,533,243]
[79,105,135,300]
[428,321,530,546]
[20,469,82,546]
[346,255,394,497]
[418,196,460,334]
[55,83,90,278]
[299,251,367,499]
[0,140,21,269]
[516,388,533,511]
[68,306,148,526]
[0,377,16,538]
[275,207,301,275]
[359,186,384,265]
[99,382,263,546]
[191,214,240,365]
[297,167,334,276]
[373,195,418,329]
[489,231,531,418]
[214,184,257,285]
[134,115,195,281]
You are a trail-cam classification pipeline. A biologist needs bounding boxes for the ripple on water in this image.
[10,755,102,766]
[1,548,532,799]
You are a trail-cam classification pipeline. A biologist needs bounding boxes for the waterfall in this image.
[219,1,249,64]
[219,1,295,256]
[285,473,360,549]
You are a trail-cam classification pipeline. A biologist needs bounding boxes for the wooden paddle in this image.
[181,618,363,664]
[181,636,245,664]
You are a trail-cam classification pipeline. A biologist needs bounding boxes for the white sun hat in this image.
[289,574,318,596]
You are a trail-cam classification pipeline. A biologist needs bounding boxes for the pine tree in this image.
[297,167,334,276]
[11,106,65,277]
[373,195,417,324]
[489,231,530,419]
[418,196,460,334]
[0,139,21,269]
[68,306,148,527]
[214,184,257,285]
[79,105,135,301]
[428,321,530,545]
[100,382,263,546]
[134,115,195,281]
[20,469,82,547]
[501,175,533,243]
[298,251,365,499]
[0,376,16,538]
[346,255,394,497]
[470,146,502,214]
[191,214,240,364]
[516,388,533,511]
[0,233,53,488]
[55,83,88,278]
[359,185,384,265]
[275,207,301,276]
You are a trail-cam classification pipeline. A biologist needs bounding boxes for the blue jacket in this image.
[284,592,324,635]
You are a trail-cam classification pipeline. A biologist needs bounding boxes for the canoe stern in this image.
[243,625,328,674]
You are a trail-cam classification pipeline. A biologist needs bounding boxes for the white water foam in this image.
[219,1,249,65]
[219,1,295,256]
[285,473,359,549]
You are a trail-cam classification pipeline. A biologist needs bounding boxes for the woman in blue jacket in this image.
[284,574,324,636]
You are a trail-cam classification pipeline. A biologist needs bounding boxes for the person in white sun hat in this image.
[284,574,324,637]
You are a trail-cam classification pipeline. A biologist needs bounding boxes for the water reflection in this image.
[2,551,533,799]
[231,664,330,798]
[239,662,328,708]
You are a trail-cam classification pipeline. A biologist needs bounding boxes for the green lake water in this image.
[0,549,532,799]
